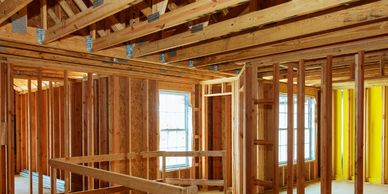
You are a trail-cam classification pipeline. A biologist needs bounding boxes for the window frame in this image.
[159,90,192,170]
[278,94,316,165]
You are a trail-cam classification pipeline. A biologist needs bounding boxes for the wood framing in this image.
[93,0,249,51]
[297,60,305,194]
[320,56,333,194]
[43,0,140,43]
[37,68,43,194]
[273,64,280,194]
[133,0,356,58]
[0,0,32,24]
[64,70,70,193]
[244,64,257,194]
[167,0,388,63]
[355,51,365,194]
[49,158,198,194]
[286,63,293,194]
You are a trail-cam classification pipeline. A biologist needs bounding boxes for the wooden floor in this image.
[14,176,388,194]
[279,180,388,194]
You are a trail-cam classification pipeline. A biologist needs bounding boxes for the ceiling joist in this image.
[0,0,32,24]
[44,0,142,43]
[165,0,387,63]
[132,0,357,58]
[92,0,250,51]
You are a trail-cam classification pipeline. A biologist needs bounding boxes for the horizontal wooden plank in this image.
[49,159,198,194]
[0,0,32,24]
[166,178,224,186]
[167,0,388,63]
[44,0,141,43]
[195,20,388,68]
[93,0,250,51]
[70,186,129,194]
[132,0,357,57]
[142,151,226,158]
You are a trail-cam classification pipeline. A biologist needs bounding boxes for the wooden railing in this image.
[49,150,226,194]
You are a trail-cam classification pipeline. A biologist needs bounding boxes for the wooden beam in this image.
[93,0,250,51]
[273,64,280,194]
[37,68,43,194]
[244,64,257,194]
[28,79,33,194]
[167,0,388,63]
[44,0,140,43]
[286,63,293,194]
[133,0,356,57]
[355,51,365,194]
[0,0,32,24]
[49,159,198,194]
[40,0,47,29]
[87,72,94,190]
[297,60,305,194]
[320,56,333,194]
[69,186,129,194]
[248,35,388,66]
[194,20,388,68]
[6,63,15,194]
[64,70,70,193]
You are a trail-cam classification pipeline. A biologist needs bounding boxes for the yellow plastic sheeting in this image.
[335,89,350,180]
[368,87,383,184]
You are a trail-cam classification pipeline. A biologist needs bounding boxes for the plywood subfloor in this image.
[279,180,388,194]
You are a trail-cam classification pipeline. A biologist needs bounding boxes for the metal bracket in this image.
[86,36,93,52]
[168,49,177,57]
[208,65,219,71]
[235,69,241,74]
[36,28,45,44]
[191,24,204,33]
[93,0,104,8]
[160,53,166,64]
[12,14,27,33]
[188,60,194,68]
[147,12,160,23]
[126,44,133,58]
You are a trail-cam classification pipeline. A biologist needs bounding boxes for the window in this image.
[278,94,316,164]
[159,91,192,170]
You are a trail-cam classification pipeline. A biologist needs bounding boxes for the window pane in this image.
[279,94,316,163]
[159,91,192,169]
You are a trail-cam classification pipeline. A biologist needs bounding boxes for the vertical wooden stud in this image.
[37,68,43,194]
[7,64,15,194]
[321,56,333,194]
[87,73,94,190]
[64,70,70,193]
[28,79,33,194]
[355,51,365,194]
[287,63,294,194]
[297,60,305,194]
[244,64,258,194]
[273,64,280,194]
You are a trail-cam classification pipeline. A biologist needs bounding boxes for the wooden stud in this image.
[87,73,94,190]
[7,63,15,194]
[321,56,333,194]
[37,68,43,194]
[40,0,47,29]
[273,64,280,194]
[64,70,70,193]
[244,64,257,194]
[287,63,294,194]
[355,51,365,194]
[28,79,33,194]
[297,60,305,194]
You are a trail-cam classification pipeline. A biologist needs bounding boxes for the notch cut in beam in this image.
[93,0,250,51]
[44,0,141,43]
[0,0,32,24]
